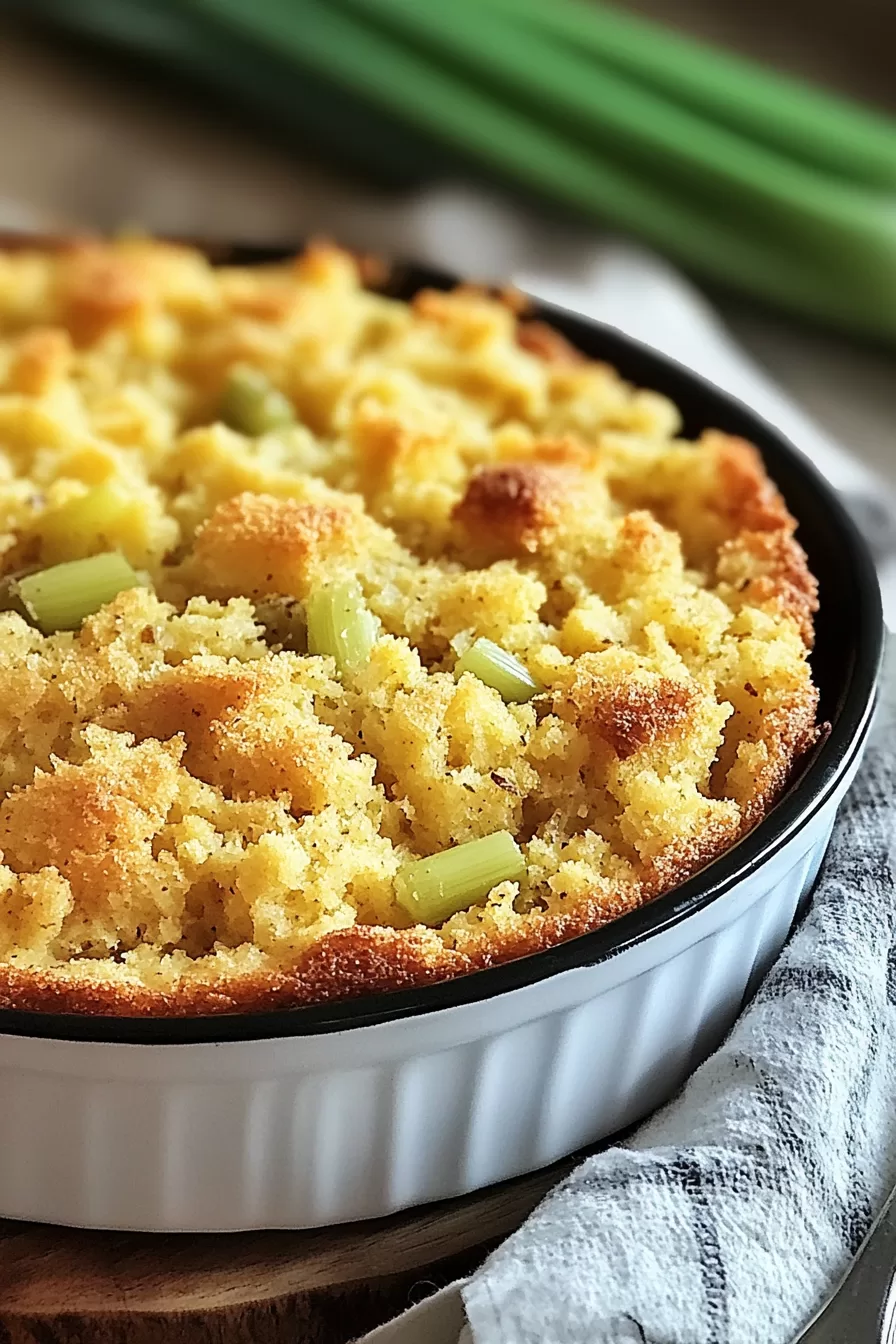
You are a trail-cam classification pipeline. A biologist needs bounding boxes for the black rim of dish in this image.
[0,245,884,1044]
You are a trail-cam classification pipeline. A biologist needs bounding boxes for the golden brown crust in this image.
[0,738,182,915]
[516,320,587,365]
[706,432,818,646]
[528,436,596,469]
[710,432,796,535]
[107,660,348,815]
[186,492,355,601]
[0,238,821,1017]
[453,463,576,554]
[222,282,296,323]
[57,243,150,343]
[720,529,819,648]
[0,832,726,1018]
[562,664,700,761]
[7,327,73,395]
[726,687,821,833]
[292,238,359,286]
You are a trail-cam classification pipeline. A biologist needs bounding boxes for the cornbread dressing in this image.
[0,240,819,1015]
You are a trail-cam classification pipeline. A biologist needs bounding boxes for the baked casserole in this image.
[0,239,819,1014]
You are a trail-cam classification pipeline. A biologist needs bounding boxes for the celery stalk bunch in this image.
[15,0,896,341]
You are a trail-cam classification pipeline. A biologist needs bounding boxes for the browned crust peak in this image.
[58,243,150,343]
[107,661,337,814]
[727,530,819,647]
[0,738,180,902]
[707,432,818,645]
[8,327,73,395]
[563,667,700,760]
[453,463,574,553]
[516,320,587,365]
[711,432,797,535]
[188,492,354,600]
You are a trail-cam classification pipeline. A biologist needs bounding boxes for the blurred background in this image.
[0,0,893,489]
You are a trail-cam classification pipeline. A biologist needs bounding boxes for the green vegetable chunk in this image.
[221,364,295,436]
[455,637,542,703]
[395,831,526,926]
[306,580,378,673]
[17,552,142,634]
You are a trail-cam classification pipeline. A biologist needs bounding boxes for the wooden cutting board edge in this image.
[0,1159,574,1343]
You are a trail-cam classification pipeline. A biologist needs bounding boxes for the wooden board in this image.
[0,1158,574,1344]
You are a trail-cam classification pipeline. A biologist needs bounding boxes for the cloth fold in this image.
[355,186,895,1344]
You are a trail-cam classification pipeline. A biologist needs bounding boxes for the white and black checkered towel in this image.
[357,189,896,1344]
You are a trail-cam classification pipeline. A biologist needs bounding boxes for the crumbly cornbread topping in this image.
[0,239,818,1014]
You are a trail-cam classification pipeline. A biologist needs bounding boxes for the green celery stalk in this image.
[221,365,295,436]
[306,580,378,673]
[14,0,459,188]
[180,0,896,338]
[14,0,896,339]
[481,0,896,191]
[338,0,896,275]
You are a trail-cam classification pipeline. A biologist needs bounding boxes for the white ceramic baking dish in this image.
[0,252,883,1231]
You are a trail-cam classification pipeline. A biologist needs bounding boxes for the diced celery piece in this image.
[221,364,295,436]
[395,831,526,926]
[306,580,378,673]
[17,552,142,634]
[455,637,542,703]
